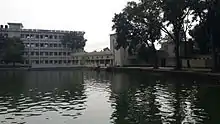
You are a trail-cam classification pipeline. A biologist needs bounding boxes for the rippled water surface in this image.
[0,70,220,124]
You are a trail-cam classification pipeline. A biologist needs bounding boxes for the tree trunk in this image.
[175,43,181,70]
[211,33,218,72]
[13,62,15,67]
[187,60,191,68]
[174,28,182,70]
[152,44,158,69]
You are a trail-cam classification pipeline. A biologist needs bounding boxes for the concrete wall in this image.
[182,59,211,68]
[165,58,176,67]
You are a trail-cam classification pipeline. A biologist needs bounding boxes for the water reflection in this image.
[109,72,216,124]
[0,71,87,124]
[0,71,219,124]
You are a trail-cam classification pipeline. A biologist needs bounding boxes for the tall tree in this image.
[191,0,220,71]
[161,0,194,69]
[61,31,87,51]
[112,0,162,68]
[1,37,24,66]
[189,21,210,54]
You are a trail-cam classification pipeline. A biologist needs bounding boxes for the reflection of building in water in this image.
[153,83,176,123]
[0,71,88,123]
[110,73,130,94]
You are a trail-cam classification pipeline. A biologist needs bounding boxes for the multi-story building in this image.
[0,23,84,67]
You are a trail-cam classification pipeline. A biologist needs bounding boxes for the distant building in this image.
[0,23,84,67]
[71,49,114,67]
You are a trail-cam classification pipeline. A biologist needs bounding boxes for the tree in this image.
[191,0,220,71]
[160,0,196,69]
[189,21,210,54]
[61,31,87,51]
[1,37,24,66]
[112,0,162,68]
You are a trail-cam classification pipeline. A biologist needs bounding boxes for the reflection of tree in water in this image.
[0,71,26,96]
[0,71,87,120]
[196,79,220,124]
[109,73,161,124]
[109,72,210,124]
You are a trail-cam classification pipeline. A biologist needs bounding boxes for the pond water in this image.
[0,70,219,124]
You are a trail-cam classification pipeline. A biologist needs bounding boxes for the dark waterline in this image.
[0,70,219,124]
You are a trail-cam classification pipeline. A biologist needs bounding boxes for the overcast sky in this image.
[0,0,130,52]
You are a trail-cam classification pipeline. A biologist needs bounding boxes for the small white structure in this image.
[110,34,129,66]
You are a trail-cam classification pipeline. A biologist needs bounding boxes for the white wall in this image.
[110,34,128,66]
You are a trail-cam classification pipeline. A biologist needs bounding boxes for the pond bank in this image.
[109,67,220,78]
[1,66,220,78]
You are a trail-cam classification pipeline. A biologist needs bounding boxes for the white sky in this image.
[0,0,130,52]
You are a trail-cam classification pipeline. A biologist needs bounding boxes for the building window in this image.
[36,35,39,39]
[68,60,71,64]
[67,52,70,55]
[49,44,53,47]
[59,44,61,47]
[26,34,29,38]
[107,56,109,58]
[40,43,44,47]
[63,52,66,55]
[59,52,62,56]
[59,35,62,39]
[40,35,43,39]
[49,35,53,39]
[54,35,57,39]
[59,60,62,64]
[35,43,39,47]
[64,60,67,63]
[54,44,57,47]
[40,60,43,64]
[21,34,24,38]
[31,52,34,55]
[54,52,57,56]
[45,60,48,64]
[36,52,39,55]
[36,60,39,64]
[24,52,27,55]
[50,52,53,56]
[45,52,48,56]
[30,34,34,38]
[50,60,53,64]
[54,60,58,64]
[40,52,43,55]
[45,35,48,39]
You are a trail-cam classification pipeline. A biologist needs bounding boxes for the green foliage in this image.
[112,0,220,70]
[189,21,210,54]
[189,0,220,54]
[1,37,24,65]
[61,31,87,51]
[112,0,162,68]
